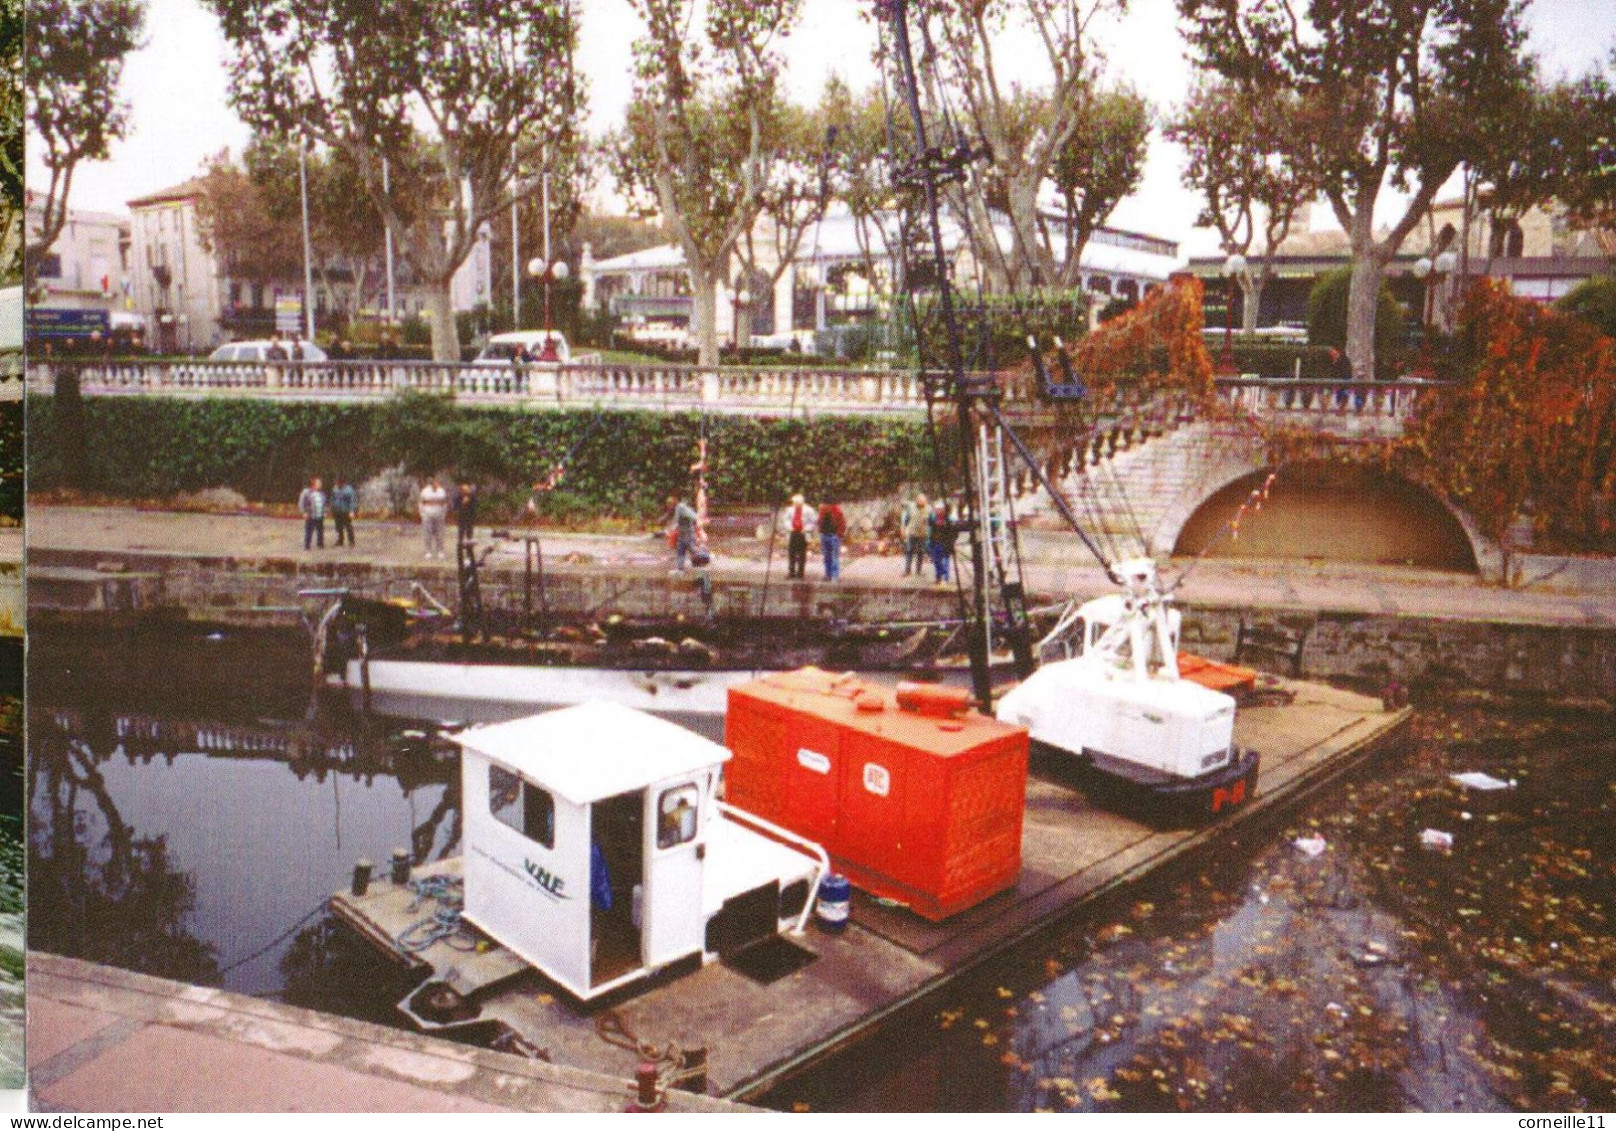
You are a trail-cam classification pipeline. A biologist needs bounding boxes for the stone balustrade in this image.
[1214,376,1445,437]
[25,357,966,416]
[24,357,1441,434]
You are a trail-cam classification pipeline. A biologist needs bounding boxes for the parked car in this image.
[472,330,570,365]
[209,339,329,362]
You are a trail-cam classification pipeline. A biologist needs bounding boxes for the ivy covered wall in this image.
[27,394,950,520]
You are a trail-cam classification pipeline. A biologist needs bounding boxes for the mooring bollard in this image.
[390,847,411,885]
[351,858,373,897]
[625,1061,665,1112]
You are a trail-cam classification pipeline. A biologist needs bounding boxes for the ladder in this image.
[976,421,1013,591]
[975,420,1035,675]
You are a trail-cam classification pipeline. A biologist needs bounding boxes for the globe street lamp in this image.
[1412,251,1459,377]
[1221,253,1246,375]
[526,256,570,336]
[1412,255,1435,377]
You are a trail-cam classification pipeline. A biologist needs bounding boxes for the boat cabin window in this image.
[489,763,555,848]
[656,784,699,849]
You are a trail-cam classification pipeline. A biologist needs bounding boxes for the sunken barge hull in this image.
[322,595,999,716]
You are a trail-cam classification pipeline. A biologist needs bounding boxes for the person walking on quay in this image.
[818,497,847,581]
[667,494,701,572]
[419,477,449,560]
[298,476,326,551]
[927,500,955,584]
[784,492,814,580]
[901,492,928,577]
[454,480,479,545]
[330,476,358,547]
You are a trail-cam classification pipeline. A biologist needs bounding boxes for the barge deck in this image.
[331,676,1410,1101]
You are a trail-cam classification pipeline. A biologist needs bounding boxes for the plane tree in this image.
[1045,83,1150,287]
[0,0,21,281]
[610,0,802,367]
[1178,0,1536,380]
[207,0,581,362]
[909,0,1144,290]
[24,0,146,290]
[1166,78,1317,332]
[732,96,835,348]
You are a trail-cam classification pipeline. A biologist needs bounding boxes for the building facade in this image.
[581,205,1181,351]
[126,179,227,353]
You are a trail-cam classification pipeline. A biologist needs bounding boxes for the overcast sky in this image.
[31,0,1616,259]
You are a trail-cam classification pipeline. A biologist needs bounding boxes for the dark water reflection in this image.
[26,628,1616,1111]
[766,704,1616,1112]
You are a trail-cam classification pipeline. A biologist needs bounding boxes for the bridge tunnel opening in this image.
[1172,462,1478,572]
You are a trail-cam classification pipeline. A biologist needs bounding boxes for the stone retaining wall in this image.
[28,548,1615,701]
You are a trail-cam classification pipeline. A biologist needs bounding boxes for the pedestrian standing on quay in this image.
[330,477,357,547]
[901,491,928,577]
[927,500,954,584]
[454,480,479,545]
[818,498,846,581]
[783,492,814,580]
[298,476,326,551]
[419,477,449,560]
[667,494,701,572]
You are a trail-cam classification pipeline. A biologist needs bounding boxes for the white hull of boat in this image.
[340,657,755,717]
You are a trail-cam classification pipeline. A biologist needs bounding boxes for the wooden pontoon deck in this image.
[331,677,1410,1100]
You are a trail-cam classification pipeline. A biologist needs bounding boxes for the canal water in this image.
[27,627,1615,1112]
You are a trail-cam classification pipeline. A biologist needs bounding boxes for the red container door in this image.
[837,735,907,878]
[776,712,843,847]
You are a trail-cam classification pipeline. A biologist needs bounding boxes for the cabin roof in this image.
[453,702,730,804]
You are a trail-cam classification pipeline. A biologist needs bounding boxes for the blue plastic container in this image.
[816,873,851,932]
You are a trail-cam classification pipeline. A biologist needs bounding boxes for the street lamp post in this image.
[1411,250,1459,378]
[1220,253,1246,375]
[526,256,569,335]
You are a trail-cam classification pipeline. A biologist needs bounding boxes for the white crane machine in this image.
[881,0,1259,819]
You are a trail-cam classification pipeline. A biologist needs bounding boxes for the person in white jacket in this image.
[780,493,816,579]
[419,477,449,559]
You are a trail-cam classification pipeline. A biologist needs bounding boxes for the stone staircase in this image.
[1011,419,1265,558]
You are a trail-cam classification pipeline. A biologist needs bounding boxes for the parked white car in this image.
[473,330,571,365]
[209,339,329,362]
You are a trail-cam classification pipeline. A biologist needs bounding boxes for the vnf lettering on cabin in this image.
[1211,780,1247,812]
[524,858,570,899]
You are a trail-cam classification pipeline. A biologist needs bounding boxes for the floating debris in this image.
[1449,771,1515,791]
[1293,834,1328,858]
[1419,828,1455,852]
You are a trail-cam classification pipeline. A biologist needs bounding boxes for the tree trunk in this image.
[426,283,460,363]
[1344,240,1384,381]
[1241,273,1265,333]
[1004,175,1050,288]
[690,264,719,368]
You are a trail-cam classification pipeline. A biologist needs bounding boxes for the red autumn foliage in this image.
[1053,274,1216,402]
[1397,279,1616,553]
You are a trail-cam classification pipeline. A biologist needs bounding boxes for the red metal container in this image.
[725,668,1029,921]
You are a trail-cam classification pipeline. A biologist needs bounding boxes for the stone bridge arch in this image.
[1029,421,1494,574]
[1148,429,1489,574]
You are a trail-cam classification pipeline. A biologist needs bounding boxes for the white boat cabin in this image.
[454,701,826,1001]
[1001,558,1237,782]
